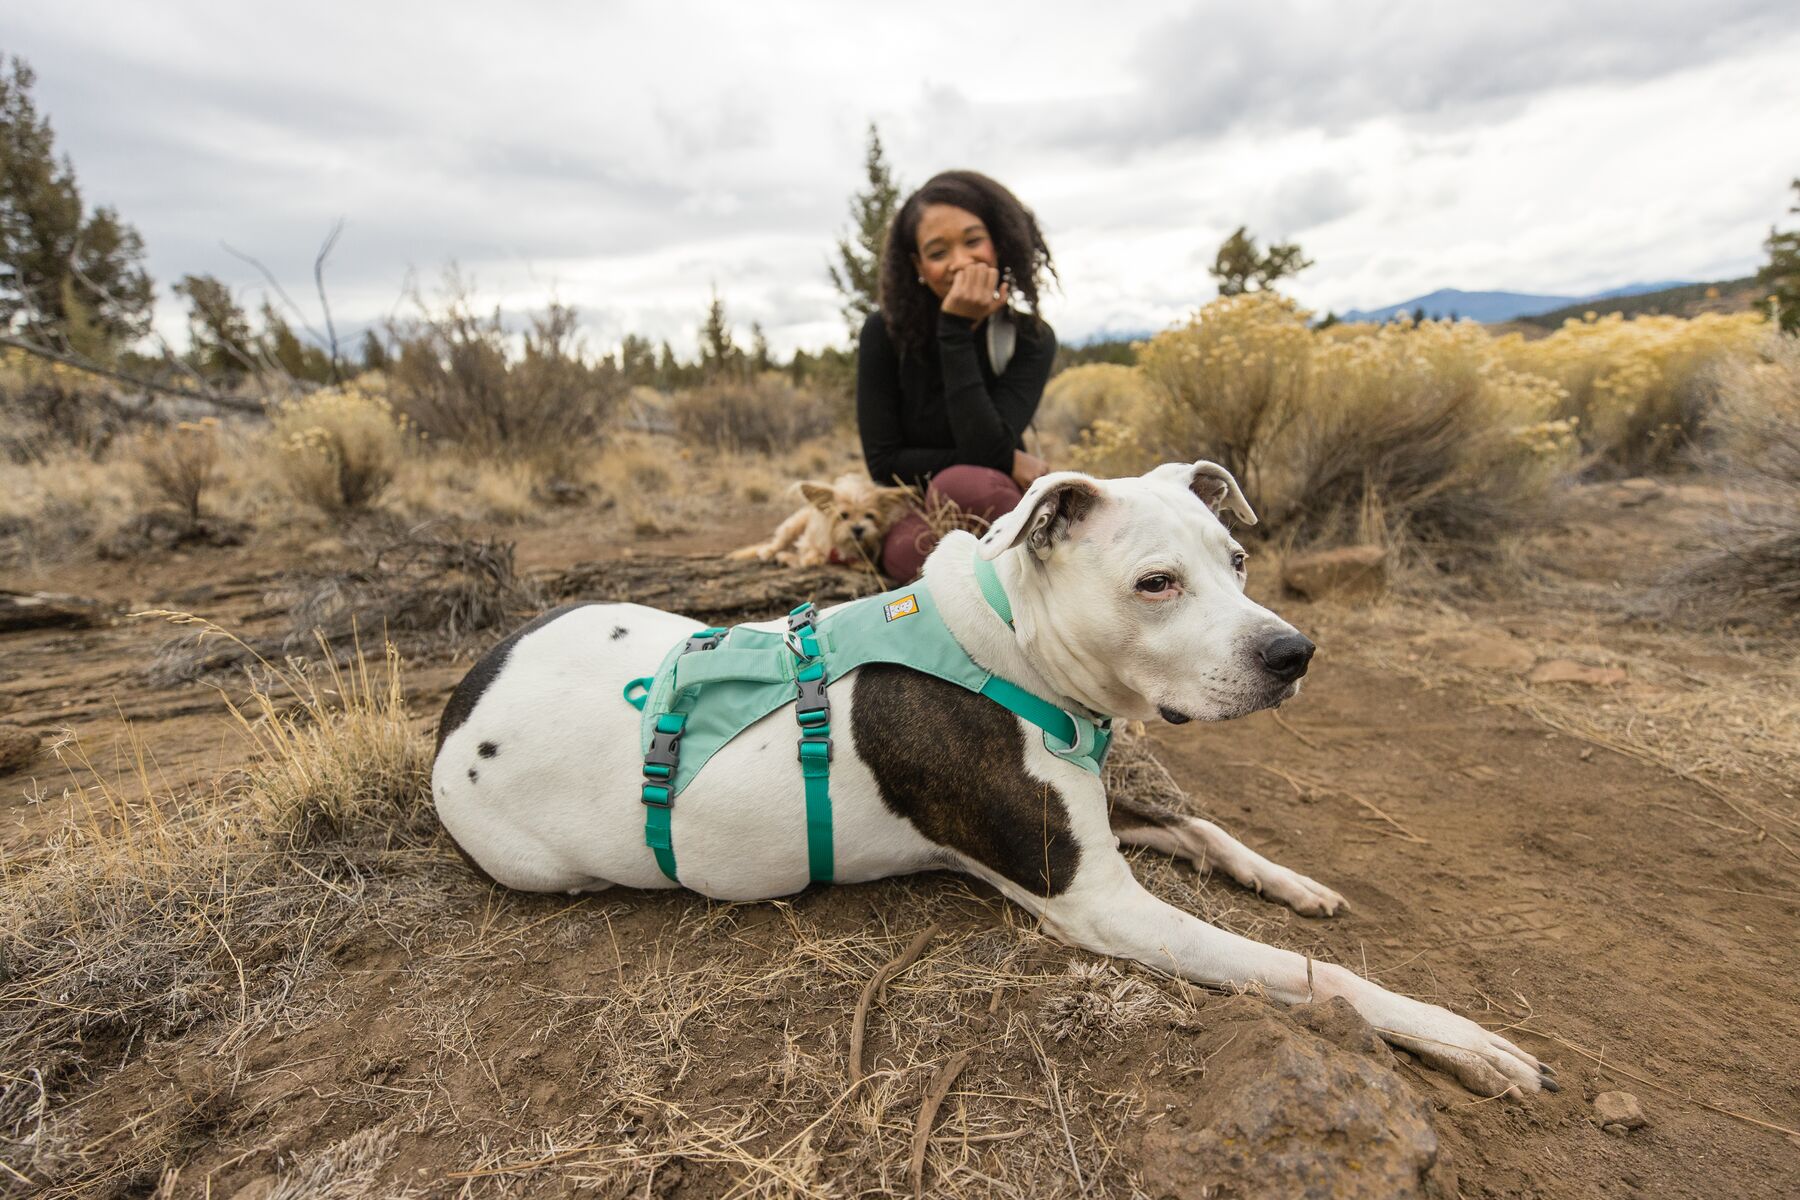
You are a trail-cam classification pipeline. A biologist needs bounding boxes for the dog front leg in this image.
[1007,856,1551,1097]
[728,507,811,562]
[1109,795,1345,916]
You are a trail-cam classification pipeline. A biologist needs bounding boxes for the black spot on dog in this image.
[436,603,602,752]
[851,664,1080,896]
[610,625,629,640]
[478,741,498,758]
[467,767,478,783]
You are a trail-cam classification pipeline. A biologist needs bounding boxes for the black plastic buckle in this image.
[795,675,830,723]
[645,728,682,771]
[797,735,834,763]
[685,631,726,654]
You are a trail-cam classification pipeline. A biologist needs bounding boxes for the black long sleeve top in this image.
[856,308,1057,491]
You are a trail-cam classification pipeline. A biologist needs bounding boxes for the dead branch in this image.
[314,218,345,383]
[0,333,265,415]
[848,923,938,1087]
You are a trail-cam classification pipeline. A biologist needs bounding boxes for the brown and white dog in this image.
[432,462,1554,1097]
[727,472,910,569]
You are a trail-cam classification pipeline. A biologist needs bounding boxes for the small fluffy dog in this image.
[729,473,910,568]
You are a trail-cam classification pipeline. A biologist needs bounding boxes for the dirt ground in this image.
[3,478,1797,1198]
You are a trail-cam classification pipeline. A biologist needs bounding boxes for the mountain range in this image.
[1336,281,1690,325]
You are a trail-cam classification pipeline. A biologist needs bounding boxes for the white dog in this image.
[432,462,1553,1097]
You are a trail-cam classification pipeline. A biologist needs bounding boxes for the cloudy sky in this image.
[14,1,1800,358]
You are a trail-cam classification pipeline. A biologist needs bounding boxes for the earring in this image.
[916,275,925,285]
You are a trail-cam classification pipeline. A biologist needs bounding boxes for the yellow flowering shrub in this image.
[1137,292,1315,497]
[1131,296,1574,549]
[1038,363,1157,445]
[271,385,406,513]
[1064,417,1152,478]
[1494,311,1764,471]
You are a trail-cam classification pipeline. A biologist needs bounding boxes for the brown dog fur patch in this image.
[850,663,1081,896]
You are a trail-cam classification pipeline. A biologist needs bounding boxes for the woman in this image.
[857,170,1058,581]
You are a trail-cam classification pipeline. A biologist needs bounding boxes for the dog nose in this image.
[1259,633,1315,683]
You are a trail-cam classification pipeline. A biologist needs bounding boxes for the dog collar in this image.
[972,549,1014,628]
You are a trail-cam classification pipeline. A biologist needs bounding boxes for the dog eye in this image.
[1136,574,1174,594]
[1231,550,1247,571]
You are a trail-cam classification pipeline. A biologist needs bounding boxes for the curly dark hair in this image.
[878,170,1057,355]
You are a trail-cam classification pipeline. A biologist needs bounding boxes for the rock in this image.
[1593,1090,1647,1130]
[1137,996,1450,1199]
[0,724,41,771]
[1282,545,1389,603]
[1528,659,1628,686]
[1413,631,1537,673]
[0,590,107,634]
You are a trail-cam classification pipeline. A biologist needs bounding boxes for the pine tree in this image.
[1760,178,1799,334]
[699,288,737,379]
[261,301,331,382]
[1208,226,1314,297]
[0,56,153,354]
[827,122,901,339]
[750,321,772,373]
[173,274,256,381]
[359,328,390,373]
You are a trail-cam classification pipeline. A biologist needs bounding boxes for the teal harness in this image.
[621,554,1113,885]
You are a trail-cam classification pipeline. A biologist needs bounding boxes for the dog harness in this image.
[621,555,1111,886]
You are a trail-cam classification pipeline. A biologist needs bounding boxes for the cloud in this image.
[1054,0,1792,155]
[9,2,1800,353]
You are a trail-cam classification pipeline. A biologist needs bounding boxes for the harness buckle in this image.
[795,674,830,725]
[640,782,673,808]
[797,735,833,764]
[685,629,727,655]
[644,727,682,772]
[785,604,821,660]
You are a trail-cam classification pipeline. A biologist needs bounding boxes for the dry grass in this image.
[130,419,222,526]
[1664,334,1800,622]
[0,451,136,564]
[0,625,460,1196]
[668,374,838,455]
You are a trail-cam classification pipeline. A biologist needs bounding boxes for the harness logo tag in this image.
[883,594,919,622]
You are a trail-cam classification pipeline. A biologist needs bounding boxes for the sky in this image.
[12,1,1800,359]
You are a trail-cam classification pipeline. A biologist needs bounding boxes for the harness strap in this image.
[788,604,834,883]
[973,552,1015,628]
[641,626,728,883]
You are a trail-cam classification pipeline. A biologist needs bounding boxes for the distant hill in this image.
[1338,282,1688,326]
[1517,277,1763,328]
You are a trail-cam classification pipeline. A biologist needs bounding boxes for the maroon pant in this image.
[881,465,1024,582]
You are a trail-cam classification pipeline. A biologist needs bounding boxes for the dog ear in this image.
[1150,461,1257,526]
[796,481,838,514]
[977,471,1104,561]
[874,486,913,516]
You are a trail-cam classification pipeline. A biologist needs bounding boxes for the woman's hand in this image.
[941,263,1010,323]
[1010,449,1049,490]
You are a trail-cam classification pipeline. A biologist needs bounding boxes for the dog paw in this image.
[1370,994,1552,1098]
[1254,865,1347,917]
